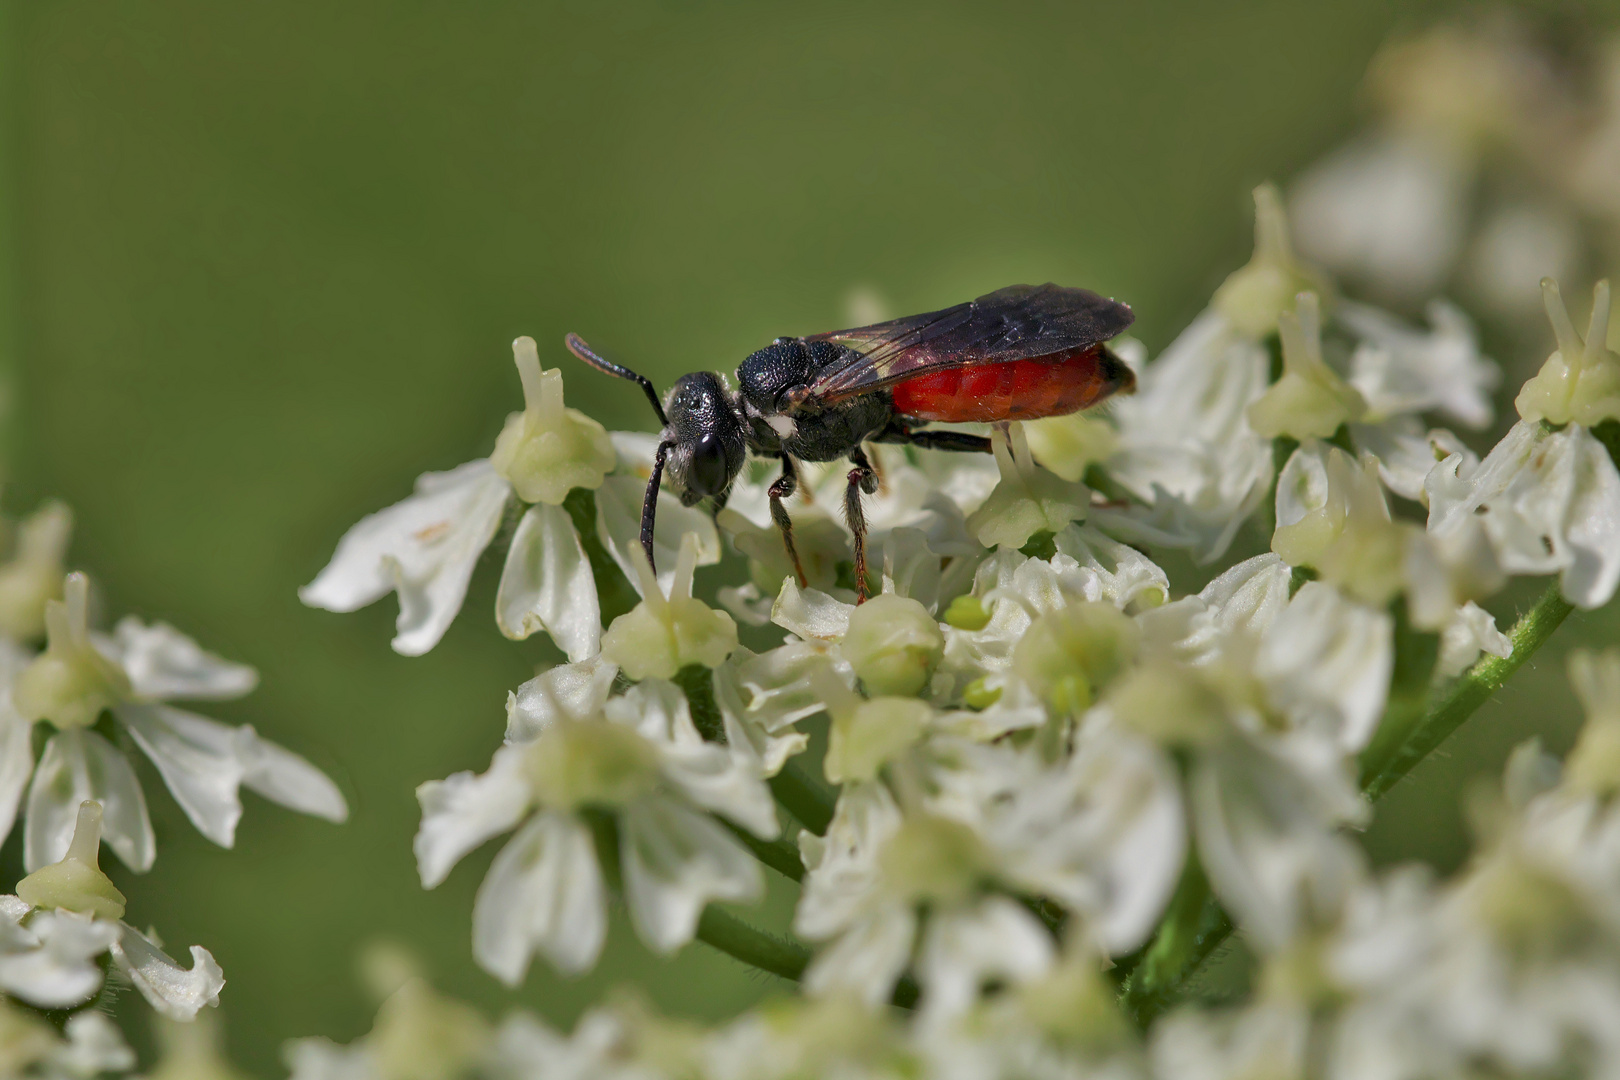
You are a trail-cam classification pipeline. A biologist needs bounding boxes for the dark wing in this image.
[800,283,1134,403]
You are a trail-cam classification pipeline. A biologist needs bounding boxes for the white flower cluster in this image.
[1289,17,1620,319]
[0,490,348,1042]
[288,146,1620,1078]
[284,641,1620,1080]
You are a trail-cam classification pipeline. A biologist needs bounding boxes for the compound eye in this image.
[686,433,732,498]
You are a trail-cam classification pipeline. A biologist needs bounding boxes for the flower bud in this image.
[1515,278,1620,427]
[825,697,931,785]
[942,594,991,631]
[490,337,616,505]
[12,573,130,730]
[16,801,126,920]
[602,535,738,680]
[0,501,71,641]
[965,423,1087,550]
[524,717,661,810]
[840,594,943,697]
[1247,292,1367,440]
[1011,602,1138,715]
[1212,184,1332,338]
[1273,446,1409,608]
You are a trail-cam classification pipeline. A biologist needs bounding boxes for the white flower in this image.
[1426,418,1620,609]
[1246,293,1366,442]
[1340,298,1497,430]
[1289,130,1471,299]
[964,424,1087,551]
[1107,313,1272,563]
[301,337,613,658]
[1515,278,1620,429]
[3,573,345,871]
[415,678,775,983]
[0,802,224,1019]
[964,727,1185,954]
[600,535,738,681]
[796,781,1056,1018]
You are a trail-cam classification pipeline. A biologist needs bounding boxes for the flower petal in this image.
[110,922,224,1019]
[0,640,37,852]
[596,473,720,598]
[505,655,618,744]
[1256,582,1394,760]
[54,1010,136,1076]
[25,730,153,872]
[233,725,348,822]
[495,503,600,663]
[116,703,245,848]
[414,745,532,888]
[1191,741,1366,953]
[0,909,119,1009]
[801,900,916,1007]
[299,459,511,656]
[472,810,606,983]
[619,794,763,954]
[771,580,854,643]
[917,897,1053,1023]
[104,617,258,701]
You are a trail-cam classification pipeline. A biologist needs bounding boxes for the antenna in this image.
[564,333,668,428]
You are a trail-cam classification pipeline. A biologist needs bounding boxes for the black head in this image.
[564,333,748,574]
[664,372,748,505]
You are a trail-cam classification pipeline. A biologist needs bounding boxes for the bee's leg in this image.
[845,447,880,603]
[641,440,673,571]
[872,420,991,454]
[769,456,808,588]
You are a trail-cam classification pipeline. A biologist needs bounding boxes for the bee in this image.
[566,283,1135,600]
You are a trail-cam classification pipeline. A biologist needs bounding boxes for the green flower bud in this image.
[16,801,126,920]
[0,501,71,642]
[942,594,991,631]
[1247,292,1366,441]
[1515,278,1620,428]
[961,677,1002,710]
[1011,602,1138,715]
[825,697,931,785]
[525,717,661,811]
[13,573,130,730]
[602,535,738,681]
[1212,183,1332,339]
[490,337,616,505]
[841,594,943,697]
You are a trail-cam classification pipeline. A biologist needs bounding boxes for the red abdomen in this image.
[890,344,1124,423]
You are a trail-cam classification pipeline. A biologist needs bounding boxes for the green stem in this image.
[724,821,804,882]
[675,663,726,743]
[695,906,811,983]
[769,759,837,836]
[1122,579,1574,1026]
[1360,581,1573,799]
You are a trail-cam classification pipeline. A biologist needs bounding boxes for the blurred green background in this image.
[2,1,1617,1074]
